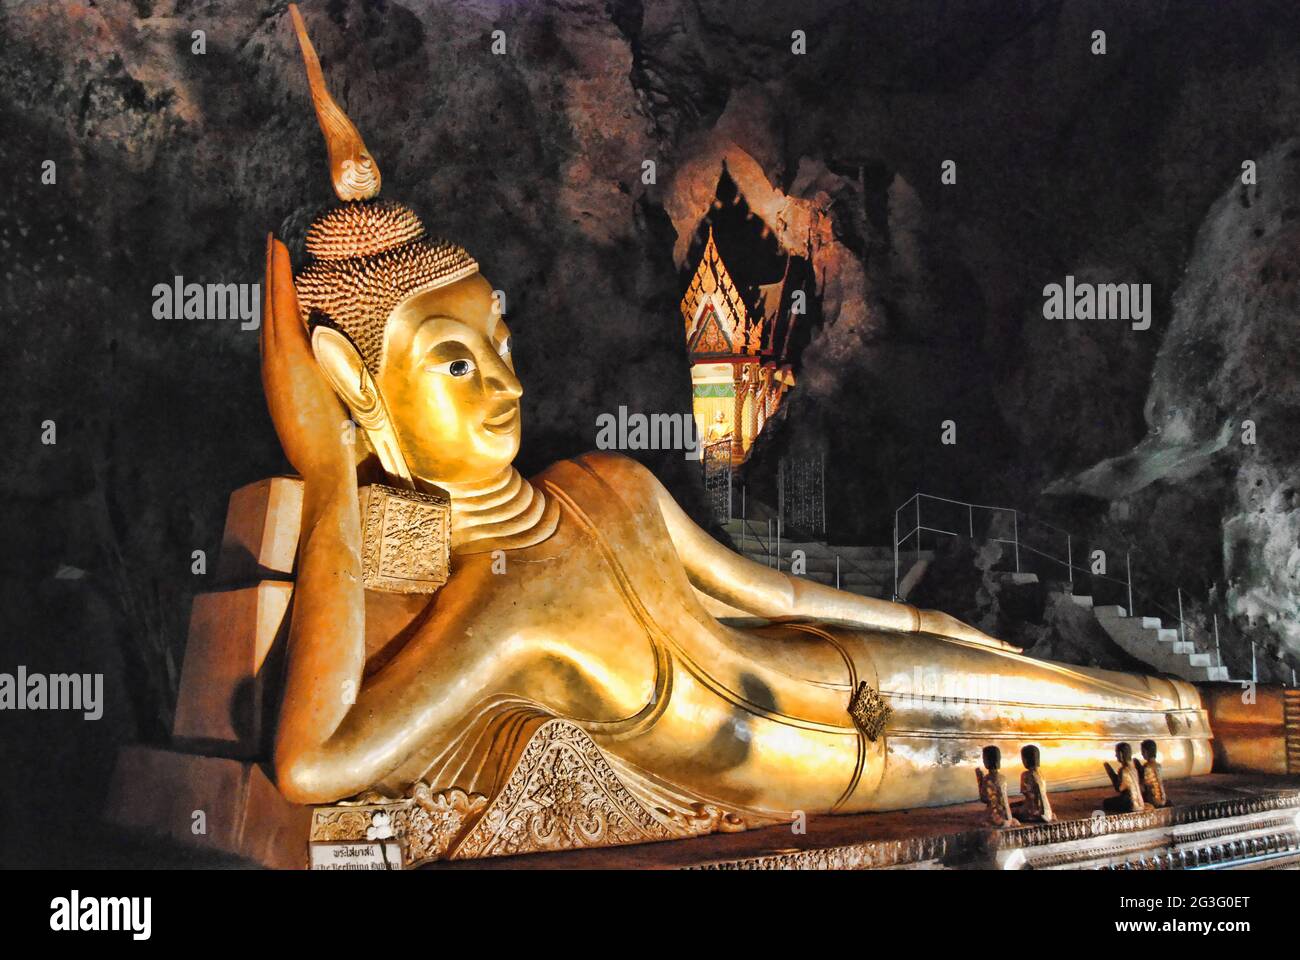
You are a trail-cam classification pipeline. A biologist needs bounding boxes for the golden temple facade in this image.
[681,227,795,465]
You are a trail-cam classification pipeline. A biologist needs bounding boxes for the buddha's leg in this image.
[832,630,1213,813]
[583,619,1199,818]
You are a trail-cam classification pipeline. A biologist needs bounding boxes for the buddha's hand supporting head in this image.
[261,234,357,486]
[310,273,522,486]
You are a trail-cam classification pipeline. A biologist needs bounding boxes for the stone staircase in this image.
[720,519,929,600]
[1088,601,1230,683]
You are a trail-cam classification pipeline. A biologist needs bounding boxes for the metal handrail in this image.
[734,493,887,583]
[894,493,1027,599]
[890,490,1254,679]
[740,517,776,567]
[735,485,1285,685]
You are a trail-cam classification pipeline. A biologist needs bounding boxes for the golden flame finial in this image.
[289,3,382,201]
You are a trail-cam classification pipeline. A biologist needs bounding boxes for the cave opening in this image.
[678,164,820,522]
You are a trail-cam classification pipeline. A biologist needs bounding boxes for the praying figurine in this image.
[975,746,1020,828]
[1102,742,1148,814]
[1011,744,1054,823]
[1135,739,1170,808]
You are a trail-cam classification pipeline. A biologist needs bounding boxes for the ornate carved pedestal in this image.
[307,718,748,868]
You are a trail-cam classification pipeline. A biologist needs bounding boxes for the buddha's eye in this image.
[427,358,476,378]
[497,336,511,358]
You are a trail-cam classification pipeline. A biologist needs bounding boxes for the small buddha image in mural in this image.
[706,409,732,443]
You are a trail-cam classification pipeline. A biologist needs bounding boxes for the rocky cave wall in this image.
[2,0,1300,845]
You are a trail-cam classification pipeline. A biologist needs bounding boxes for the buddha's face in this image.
[377,274,519,485]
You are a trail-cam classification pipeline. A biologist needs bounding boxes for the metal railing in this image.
[730,483,1290,686]
[738,516,778,568]
[894,493,1037,597]
[736,486,776,568]
[735,487,885,584]
[890,491,1271,681]
[893,491,1146,604]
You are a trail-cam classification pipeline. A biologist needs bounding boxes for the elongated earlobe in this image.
[311,325,414,487]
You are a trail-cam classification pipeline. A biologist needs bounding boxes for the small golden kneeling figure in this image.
[1103,742,1149,814]
[1012,744,1054,823]
[975,745,1020,828]
[1136,739,1170,808]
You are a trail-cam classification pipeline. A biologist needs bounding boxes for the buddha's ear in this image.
[311,325,370,410]
[311,325,413,485]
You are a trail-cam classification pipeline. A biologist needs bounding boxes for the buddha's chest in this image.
[410,511,678,716]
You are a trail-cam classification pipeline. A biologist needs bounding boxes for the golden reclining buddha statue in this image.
[257,6,1263,860]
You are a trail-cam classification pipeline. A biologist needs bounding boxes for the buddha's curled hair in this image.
[288,7,478,373]
[295,200,479,374]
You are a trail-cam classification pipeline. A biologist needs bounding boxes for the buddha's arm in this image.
[276,512,526,801]
[1000,783,1018,822]
[651,476,1017,650]
[259,236,375,802]
[263,235,442,803]
[1031,773,1048,810]
[273,468,376,802]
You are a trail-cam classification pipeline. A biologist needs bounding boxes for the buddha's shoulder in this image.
[531,451,665,497]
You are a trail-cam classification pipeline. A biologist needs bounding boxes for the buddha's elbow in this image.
[274,743,350,806]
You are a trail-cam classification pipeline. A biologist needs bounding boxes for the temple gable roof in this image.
[681,227,748,353]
